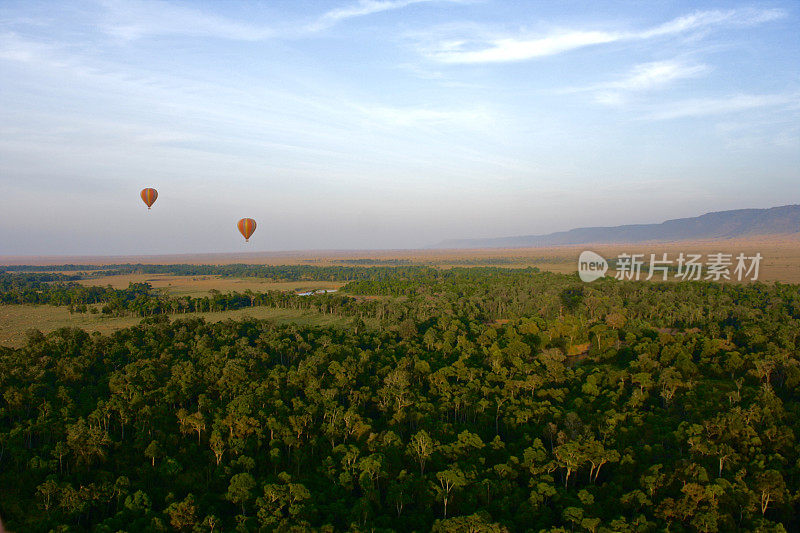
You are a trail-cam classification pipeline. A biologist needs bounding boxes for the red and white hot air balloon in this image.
[237,218,257,242]
[140,188,158,209]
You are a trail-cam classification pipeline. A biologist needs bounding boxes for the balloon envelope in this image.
[140,188,158,209]
[238,218,257,242]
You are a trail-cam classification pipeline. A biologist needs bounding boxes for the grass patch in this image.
[0,304,353,348]
[75,274,343,297]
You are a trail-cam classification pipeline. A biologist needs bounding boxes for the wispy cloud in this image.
[564,60,709,104]
[636,8,785,39]
[97,0,274,41]
[595,61,708,92]
[715,118,800,151]
[96,0,461,40]
[432,30,618,63]
[0,29,497,171]
[645,93,800,120]
[353,104,490,127]
[419,8,786,64]
[0,32,56,62]
[308,0,460,32]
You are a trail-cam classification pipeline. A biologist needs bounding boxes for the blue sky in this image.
[1,0,798,255]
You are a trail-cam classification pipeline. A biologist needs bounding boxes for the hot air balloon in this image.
[140,188,158,209]
[238,218,257,242]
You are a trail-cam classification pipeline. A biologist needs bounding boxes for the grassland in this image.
[4,234,798,282]
[75,274,343,297]
[0,304,353,348]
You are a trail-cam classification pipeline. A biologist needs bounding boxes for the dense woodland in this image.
[2,264,432,280]
[1,266,799,531]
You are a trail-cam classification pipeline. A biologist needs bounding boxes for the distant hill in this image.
[436,204,800,249]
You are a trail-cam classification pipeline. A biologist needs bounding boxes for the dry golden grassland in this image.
[526,236,800,283]
[3,234,797,281]
[75,274,343,297]
[0,304,353,348]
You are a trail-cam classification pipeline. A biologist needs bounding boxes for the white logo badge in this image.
[578,251,608,282]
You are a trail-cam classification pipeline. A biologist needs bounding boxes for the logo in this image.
[577,250,762,282]
[578,251,608,282]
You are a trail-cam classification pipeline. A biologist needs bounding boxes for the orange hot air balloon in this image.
[140,188,158,209]
[238,218,257,242]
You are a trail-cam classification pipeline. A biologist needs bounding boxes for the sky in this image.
[1,0,799,255]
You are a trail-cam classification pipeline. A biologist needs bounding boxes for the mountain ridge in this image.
[435,204,800,249]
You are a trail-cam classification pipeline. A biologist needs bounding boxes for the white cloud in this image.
[604,61,708,91]
[97,0,274,41]
[309,0,457,31]
[637,7,786,39]
[420,8,787,64]
[563,60,709,104]
[715,118,800,151]
[0,29,500,183]
[645,93,800,120]
[430,30,618,63]
[0,32,59,63]
[95,0,463,40]
[354,104,490,127]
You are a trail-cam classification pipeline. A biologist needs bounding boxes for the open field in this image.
[74,274,343,296]
[523,236,800,283]
[0,304,353,348]
[3,233,799,282]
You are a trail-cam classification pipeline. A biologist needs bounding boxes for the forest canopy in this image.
[1,265,799,531]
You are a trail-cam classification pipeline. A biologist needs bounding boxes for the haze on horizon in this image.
[1,0,799,256]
